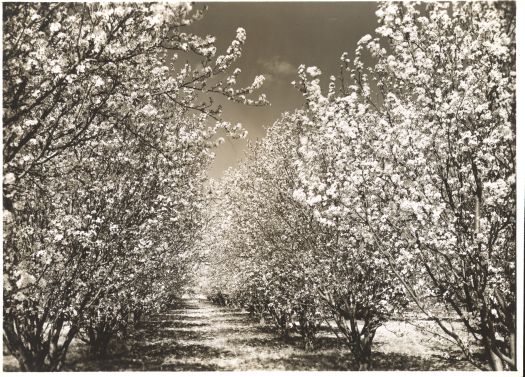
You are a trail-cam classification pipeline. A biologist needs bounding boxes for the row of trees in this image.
[204,116,406,370]
[3,2,265,371]
[204,2,516,371]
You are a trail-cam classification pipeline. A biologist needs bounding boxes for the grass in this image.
[3,299,477,371]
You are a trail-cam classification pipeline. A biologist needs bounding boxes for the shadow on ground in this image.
[3,299,478,371]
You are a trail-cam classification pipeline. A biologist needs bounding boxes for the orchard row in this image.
[3,3,265,371]
[202,2,516,371]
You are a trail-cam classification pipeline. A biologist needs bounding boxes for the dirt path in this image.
[106,298,353,371]
[3,298,474,371]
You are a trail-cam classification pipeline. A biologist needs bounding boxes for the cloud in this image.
[262,73,276,83]
[258,57,297,77]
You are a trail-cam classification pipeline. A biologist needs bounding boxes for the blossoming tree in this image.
[3,2,266,371]
[293,1,515,370]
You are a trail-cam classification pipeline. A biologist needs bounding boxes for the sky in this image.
[186,2,379,178]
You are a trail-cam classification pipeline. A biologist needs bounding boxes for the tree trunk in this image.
[259,312,266,325]
[488,349,504,371]
[4,316,77,371]
[509,332,516,369]
[17,352,45,372]
[354,330,375,371]
[298,314,317,351]
[87,323,113,359]
[479,313,515,371]
[89,335,111,359]
[303,336,314,351]
[357,346,372,371]
[133,309,143,326]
